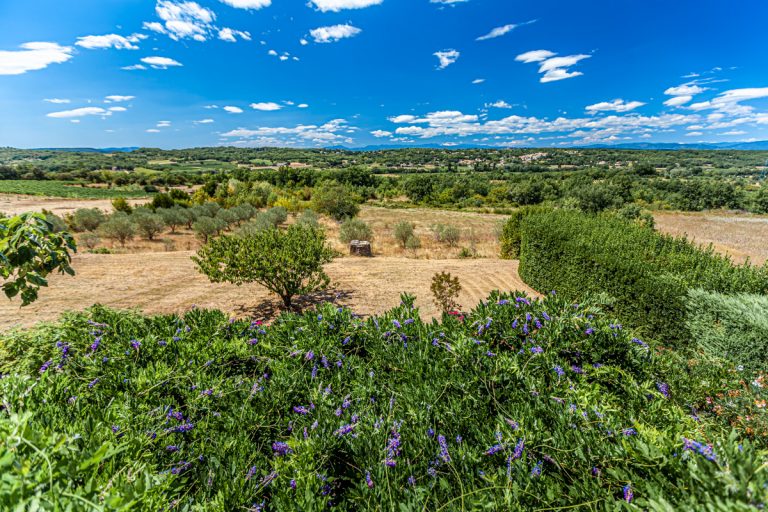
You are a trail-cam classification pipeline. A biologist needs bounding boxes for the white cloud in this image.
[268,49,278,56]
[310,24,362,43]
[70,119,80,124]
[434,49,460,70]
[218,28,251,42]
[47,107,111,118]
[149,0,217,42]
[472,78,485,84]
[204,105,219,109]
[686,131,703,137]
[430,0,470,4]
[586,99,645,113]
[146,129,161,133]
[665,84,708,96]
[300,38,309,46]
[109,106,128,112]
[298,103,309,108]
[75,33,147,50]
[221,119,354,145]
[722,130,747,136]
[105,95,135,103]
[44,98,70,104]
[157,120,172,127]
[250,102,282,111]
[514,50,556,63]
[141,56,183,69]
[371,130,392,137]
[122,64,147,70]
[309,0,383,12]
[194,118,215,124]
[219,0,271,9]
[0,42,74,75]
[486,100,513,109]
[664,95,693,107]
[516,50,590,83]
[688,88,768,114]
[476,20,534,41]
[224,106,244,113]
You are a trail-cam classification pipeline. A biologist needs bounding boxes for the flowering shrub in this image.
[0,294,766,510]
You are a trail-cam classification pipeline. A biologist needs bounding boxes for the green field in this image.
[0,180,149,199]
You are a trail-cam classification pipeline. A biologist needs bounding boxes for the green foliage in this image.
[404,234,421,251]
[431,224,460,247]
[151,192,176,210]
[0,294,766,509]
[339,218,373,244]
[393,221,415,248]
[132,209,166,241]
[69,207,106,232]
[0,212,76,305]
[500,206,550,259]
[311,181,360,221]
[296,209,320,228]
[158,207,186,233]
[685,289,768,373]
[98,212,135,247]
[192,216,225,243]
[111,197,133,214]
[754,187,768,214]
[193,224,334,308]
[430,271,462,313]
[0,180,148,199]
[79,232,101,250]
[518,209,768,344]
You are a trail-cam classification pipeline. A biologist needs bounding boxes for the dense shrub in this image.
[192,216,225,243]
[98,212,135,247]
[339,218,373,244]
[431,224,460,247]
[686,289,768,373]
[0,294,766,509]
[430,271,461,313]
[132,209,166,240]
[296,209,320,228]
[311,182,360,221]
[393,221,415,248]
[499,206,550,259]
[518,209,768,344]
[69,207,106,232]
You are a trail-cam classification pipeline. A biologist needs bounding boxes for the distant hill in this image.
[30,147,140,153]
[583,141,768,151]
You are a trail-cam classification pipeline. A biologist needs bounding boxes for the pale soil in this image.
[0,253,536,331]
[0,194,147,217]
[654,211,768,265]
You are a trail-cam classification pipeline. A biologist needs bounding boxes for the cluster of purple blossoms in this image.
[530,460,542,478]
[682,438,717,462]
[656,382,670,398]
[485,443,504,456]
[90,337,101,352]
[246,466,258,481]
[334,423,357,437]
[39,360,53,373]
[130,339,141,350]
[530,346,543,354]
[293,405,311,415]
[631,337,649,350]
[512,439,525,460]
[88,378,100,389]
[365,471,374,489]
[623,484,634,503]
[166,445,179,452]
[553,366,565,377]
[383,427,402,467]
[171,461,192,475]
[272,441,293,456]
[200,389,213,397]
[261,471,278,487]
[437,435,451,463]
[571,365,584,374]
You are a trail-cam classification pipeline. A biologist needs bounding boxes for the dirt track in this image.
[0,253,537,331]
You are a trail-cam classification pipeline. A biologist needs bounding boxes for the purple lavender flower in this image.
[407,475,416,485]
[261,471,278,487]
[293,406,310,415]
[437,435,451,463]
[392,320,402,329]
[39,360,53,373]
[130,339,141,350]
[427,428,435,438]
[571,365,584,374]
[512,438,525,460]
[290,479,297,489]
[631,337,649,349]
[311,364,318,379]
[272,441,293,456]
[334,423,357,437]
[530,460,542,478]
[656,382,670,399]
[485,444,504,456]
[88,378,100,389]
[623,484,633,502]
[166,445,179,452]
[365,471,374,488]
[585,327,594,335]
[553,366,565,376]
[305,350,314,361]
[246,466,258,481]
[622,428,638,437]
[530,346,543,354]
[682,437,717,462]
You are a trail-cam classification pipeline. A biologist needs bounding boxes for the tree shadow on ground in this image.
[233,287,356,322]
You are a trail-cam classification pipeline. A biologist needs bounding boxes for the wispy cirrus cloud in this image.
[140,56,183,69]
[75,33,147,50]
[586,99,645,114]
[309,0,383,12]
[476,20,535,41]
[515,49,590,83]
[46,107,112,118]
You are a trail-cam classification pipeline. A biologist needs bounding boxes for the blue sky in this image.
[1,0,768,149]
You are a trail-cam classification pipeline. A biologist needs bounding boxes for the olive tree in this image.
[98,212,135,247]
[193,225,334,309]
[133,210,166,240]
[1,212,76,305]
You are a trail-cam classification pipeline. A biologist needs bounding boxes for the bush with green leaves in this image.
[500,206,551,259]
[685,288,768,373]
[339,218,373,244]
[98,212,135,247]
[79,232,101,250]
[192,216,225,243]
[518,209,768,344]
[111,197,133,214]
[0,293,766,509]
[0,212,76,305]
[69,207,106,232]
[296,209,320,228]
[193,224,334,308]
[132,209,166,241]
[158,207,187,233]
[393,221,415,248]
[430,271,462,313]
[404,234,421,251]
[431,224,460,247]
[311,181,360,221]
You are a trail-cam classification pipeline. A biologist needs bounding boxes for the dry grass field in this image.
[654,211,768,265]
[0,252,535,331]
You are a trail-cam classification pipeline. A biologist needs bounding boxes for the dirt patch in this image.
[0,194,147,217]
[654,211,768,265]
[0,252,537,331]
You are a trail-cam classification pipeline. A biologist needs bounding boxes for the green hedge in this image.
[518,209,768,344]
[686,289,768,372]
[499,205,550,259]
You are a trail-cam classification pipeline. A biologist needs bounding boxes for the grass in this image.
[0,292,766,510]
[0,180,149,199]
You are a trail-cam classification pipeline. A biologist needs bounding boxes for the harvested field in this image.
[0,194,146,217]
[0,252,537,331]
[654,211,768,265]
